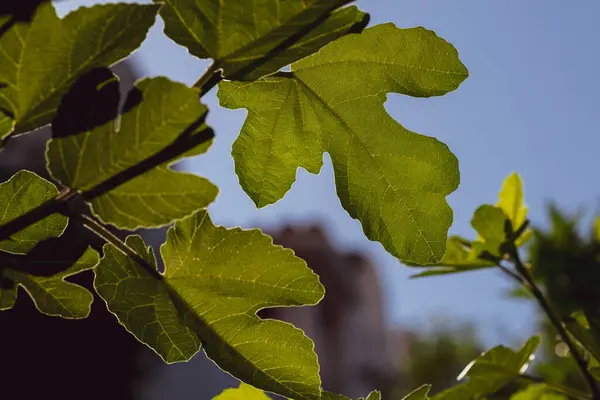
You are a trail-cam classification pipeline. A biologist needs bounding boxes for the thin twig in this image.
[497,263,526,285]
[69,212,163,281]
[508,238,600,399]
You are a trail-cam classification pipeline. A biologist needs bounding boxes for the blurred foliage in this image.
[513,204,600,394]
[390,321,484,398]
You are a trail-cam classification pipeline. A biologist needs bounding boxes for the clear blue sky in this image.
[57,0,600,348]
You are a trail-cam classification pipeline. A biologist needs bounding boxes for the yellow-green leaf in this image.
[213,383,271,400]
[95,210,324,400]
[46,69,217,230]
[219,23,468,264]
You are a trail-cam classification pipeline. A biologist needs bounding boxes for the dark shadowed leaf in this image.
[0,170,67,254]
[0,2,159,137]
[46,69,217,230]
[220,24,468,264]
[95,210,324,400]
[0,246,98,318]
[156,0,369,80]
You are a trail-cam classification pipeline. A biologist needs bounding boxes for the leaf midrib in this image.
[292,76,439,259]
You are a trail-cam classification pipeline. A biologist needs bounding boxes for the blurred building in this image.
[263,225,397,398]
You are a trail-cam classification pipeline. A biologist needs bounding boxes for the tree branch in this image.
[507,235,600,399]
[0,117,214,243]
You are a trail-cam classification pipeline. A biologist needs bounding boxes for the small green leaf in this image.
[406,236,495,278]
[156,0,368,80]
[403,385,431,400]
[0,2,159,137]
[46,69,217,230]
[565,312,600,362]
[408,173,533,273]
[509,384,567,400]
[496,172,532,246]
[0,170,67,254]
[453,336,541,397]
[470,205,508,256]
[0,246,99,318]
[219,23,468,264]
[95,210,325,400]
[594,217,600,242]
[497,172,527,229]
[213,383,271,400]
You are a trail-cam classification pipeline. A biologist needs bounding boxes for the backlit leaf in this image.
[0,246,98,318]
[496,172,532,246]
[213,383,271,400]
[509,384,567,400]
[0,170,67,254]
[219,24,468,264]
[0,2,159,137]
[497,172,527,230]
[435,336,541,399]
[403,385,431,400]
[156,0,368,80]
[408,173,532,274]
[46,69,217,230]
[95,210,325,400]
[407,236,494,278]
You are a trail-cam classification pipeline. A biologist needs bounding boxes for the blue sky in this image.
[57,0,600,348]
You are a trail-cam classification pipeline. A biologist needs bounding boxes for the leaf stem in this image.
[190,0,353,95]
[507,235,600,399]
[70,212,163,281]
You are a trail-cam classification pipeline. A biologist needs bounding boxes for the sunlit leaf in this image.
[509,384,567,400]
[46,69,217,230]
[95,210,324,400]
[496,172,532,246]
[0,2,159,138]
[0,170,67,254]
[407,236,494,278]
[403,385,431,400]
[566,312,600,363]
[436,336,541,399]
[219,24,468,264]
[213,383,271,400]
[0,246,98,318]
[156,0,369,80]
[408,173,532,274]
